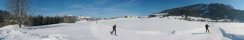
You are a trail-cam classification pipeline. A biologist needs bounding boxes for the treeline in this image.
[0,10,77,27]
[29,15,77,26]
[0,10,11,27]
[1,0,78,27]
[0,10,10,22]
[30,15,62,26]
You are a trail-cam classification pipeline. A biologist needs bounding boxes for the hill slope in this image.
[150,3,244,21]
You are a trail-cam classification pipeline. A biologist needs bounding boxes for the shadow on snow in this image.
[220,28,244,40]
[192,33,206,35]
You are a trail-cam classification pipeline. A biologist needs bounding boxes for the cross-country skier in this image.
[110,24,117,36]
[205,24,210,33]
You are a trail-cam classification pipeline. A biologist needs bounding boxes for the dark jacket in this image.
[113,25,116,29]
[205,24,209,29]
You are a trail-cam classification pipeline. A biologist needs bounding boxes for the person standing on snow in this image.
[110,24,117,36]
[205,24,210,33]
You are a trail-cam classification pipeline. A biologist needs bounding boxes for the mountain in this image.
[150,3,244,21]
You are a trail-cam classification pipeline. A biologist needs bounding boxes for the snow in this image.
[215,23,244,40]
[0,17,244,40]
[93,18,229,40]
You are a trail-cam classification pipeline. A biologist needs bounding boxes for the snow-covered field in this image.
[0,17,244,40]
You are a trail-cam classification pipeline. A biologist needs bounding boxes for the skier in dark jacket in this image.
[110,24,117,36]
[205,24,210,33]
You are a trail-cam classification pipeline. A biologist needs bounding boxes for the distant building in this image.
[149,13,169,18]
[124,15,139,18]
[139,16,148,18]
[111,16,120,19]
[77,16,91,21]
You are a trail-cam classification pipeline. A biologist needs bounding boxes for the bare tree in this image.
[8,0,29,28]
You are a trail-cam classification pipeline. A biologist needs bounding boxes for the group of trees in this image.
[0,0,78,27]
[0,10,11,27]
[63,16,77,23]
[0,12,77,27]
[30,15,62,26]
[0,10,10,22]
[30,15,77,26]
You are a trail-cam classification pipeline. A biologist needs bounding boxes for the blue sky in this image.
[0,0,244,18]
